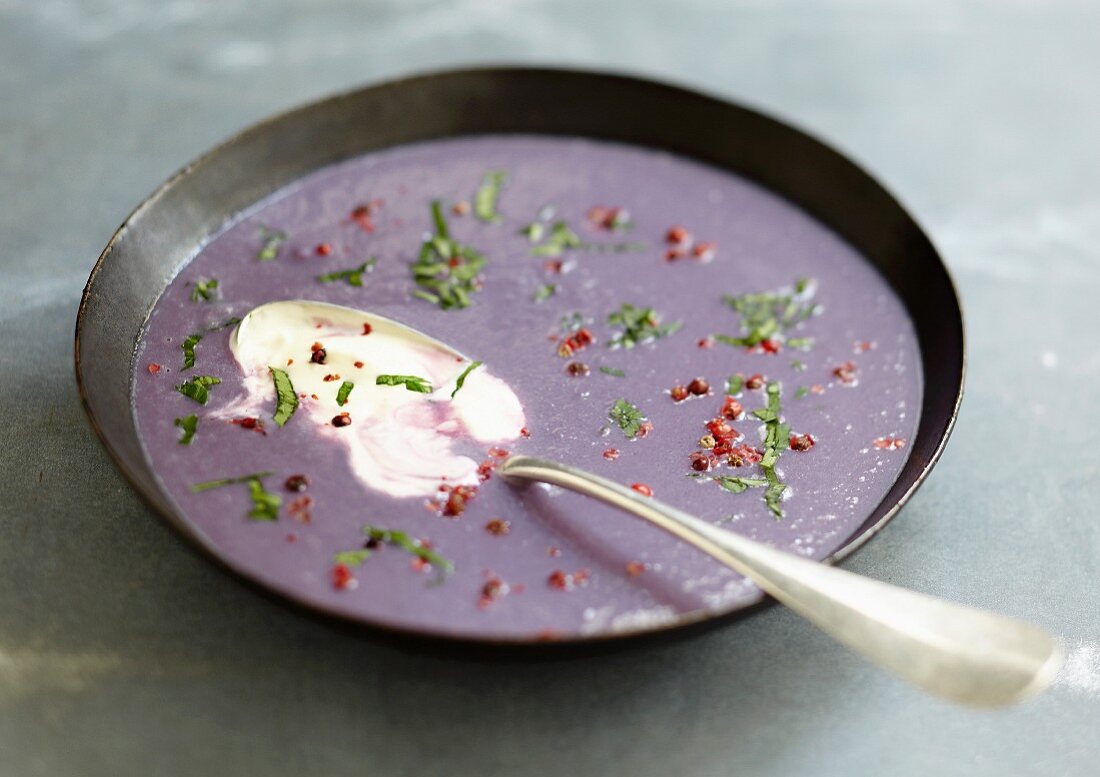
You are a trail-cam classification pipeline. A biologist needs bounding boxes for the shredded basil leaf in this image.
[363,525,454,580]
[717,279,819,349]
[726,374,744,395]
[474,171,506,222]
[336,380,354,407]
[412,201,486,310]
[333,549,371,566]
[599,366,626,378]
[450,361,482,398]
[181,333,202,370]
[377,374,433,393]
[176,375,220,405]
[607,304,681,349]
[247,478,281,521]
[532,283,557,302]
[317,257,377,287]
[269,367,298,426]
[191,471,274,492]
[206,316,242,332]
[795,386,809,399]
[608,398,646,439]
[189,278,219,303]
[174,414,198,445]
[257,225,286,261]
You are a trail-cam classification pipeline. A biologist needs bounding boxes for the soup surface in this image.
[133,135,921,639]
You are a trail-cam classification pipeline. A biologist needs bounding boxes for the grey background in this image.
[2,1,1097,775]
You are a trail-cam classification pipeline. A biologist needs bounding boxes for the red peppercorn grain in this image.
[566,361,590,377]
[670,385,689,402]
[688,377,709,396]
[285,474,310,492]
[331,412,351,427]
[315,243,333,256]
[790,433,816,452]
[631,482,653,497]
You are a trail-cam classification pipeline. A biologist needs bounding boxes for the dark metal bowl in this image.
[75,67,964,653]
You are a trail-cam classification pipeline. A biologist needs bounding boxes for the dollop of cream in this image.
[225,300,525,498]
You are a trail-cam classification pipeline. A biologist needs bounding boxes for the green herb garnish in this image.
[333,549,372,566]
[189,279,219,303]
[336,381,354,407]
[530,221,583,256]
[519,221,545,243]
[181,333,202,370]
[795,386,809,399]
[716,278,819,349]
[247,478,281,521]
[363,525,454,580]
[191,471,279,520]
[791,359,807,372]
[607,304,681,349]
[206,316,242,332]
[532,283,557,303]
[317,257,377,287]
[377,374,433,393]
[474,171,506,222]
[174,414,198,445]
[609,398,647,439]
[599,366,626,378]
[450,361,482,398]
[176,375,220,405]
[688,473,770,494]
[411,201,486,310]
[257,225,286,261]
[269,367,298,426]
[192,471,274,492]
[726,374,744,395]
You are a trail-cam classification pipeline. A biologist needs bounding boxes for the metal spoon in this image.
[498,455,1061,707]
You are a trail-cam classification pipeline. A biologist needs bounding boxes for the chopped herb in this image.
[726,374,744,395]
[189,278,219,303]
[519,221,545,243]
[317,257,377,287]
[206,316,242,332]
[607,304,682,349]
[412,201,486,310]
[257,225,286,261]
[450,361,482,398]
[532,283,557,303]
[791,359,807,372]
[608,398,646,439]
[192,471,274,492]
[599,366,626,378]
[174,414,198,445]
[795,386,809,399]
[716,278,819,349]
[336,380,354,406]
[474,171,507,222]
[688,473,769,494]
[333,549,371,566]
[247,478,281,521]
[558,311,586,333]
[176,375,220,405]
[363,525,454,580]
[787,338,814,350]
[377,374,433,393]
[528,218,644,256]
[269,367,298,426]
[181,333,202,370]
[530,221,582,256]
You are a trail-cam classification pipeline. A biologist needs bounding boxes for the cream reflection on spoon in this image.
[224,300,525,498]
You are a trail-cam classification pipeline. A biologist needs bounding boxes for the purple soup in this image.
[133,135,921,640]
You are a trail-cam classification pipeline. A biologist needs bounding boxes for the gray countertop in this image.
[2,1,1097,775]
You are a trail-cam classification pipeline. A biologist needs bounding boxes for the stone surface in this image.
[1,1,1097,775]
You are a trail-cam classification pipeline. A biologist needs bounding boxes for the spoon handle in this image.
[498,455,1061,706]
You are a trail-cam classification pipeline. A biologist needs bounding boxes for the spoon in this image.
[233,300,1060,706]
[498,455,1062,707]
